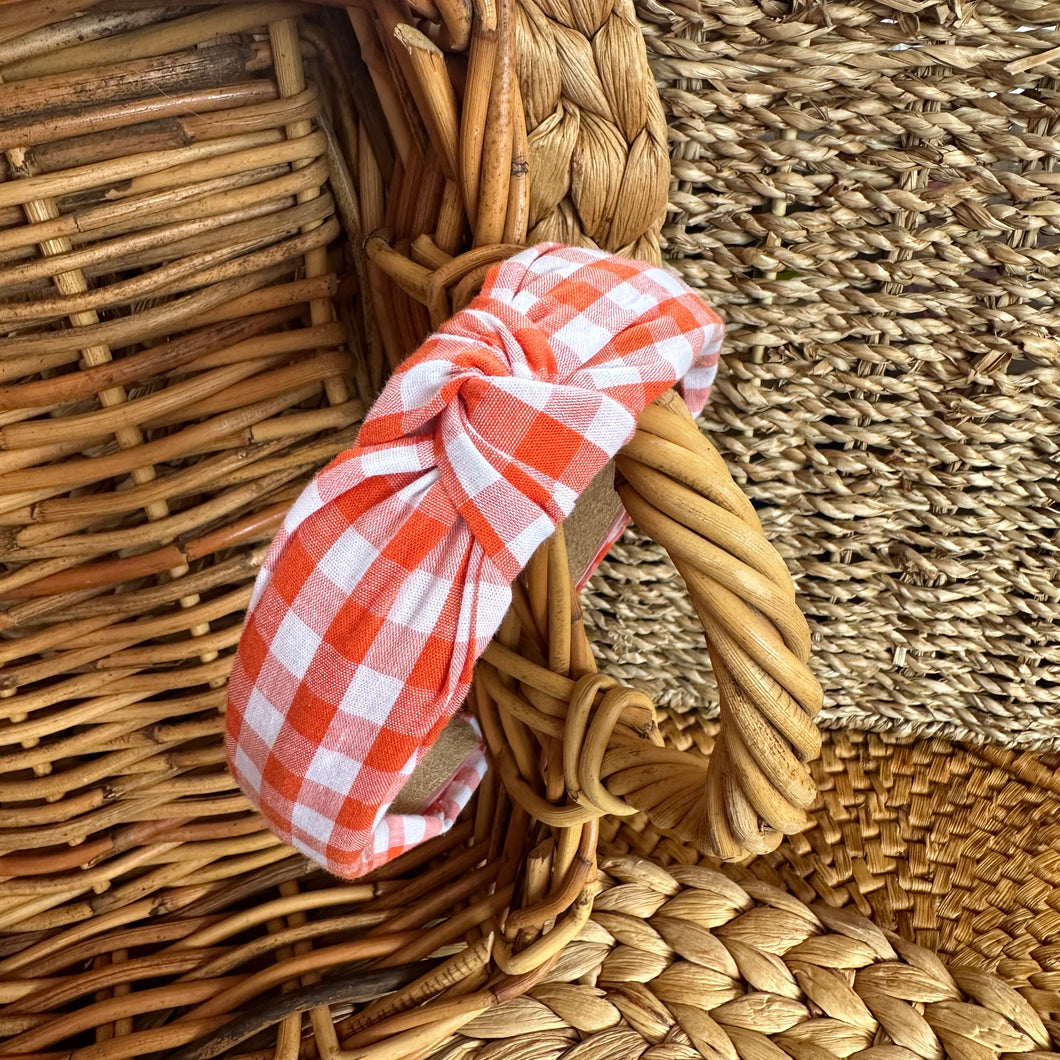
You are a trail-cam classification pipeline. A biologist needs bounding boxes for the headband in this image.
[226,243,723,878]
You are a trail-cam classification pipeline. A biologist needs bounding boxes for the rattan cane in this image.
[0,0,821,1054]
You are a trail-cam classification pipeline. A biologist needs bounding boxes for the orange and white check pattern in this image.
[226,244,724,879]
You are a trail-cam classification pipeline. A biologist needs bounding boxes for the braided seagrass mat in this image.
[581,0,1060,751]
[421,727,1060,1060]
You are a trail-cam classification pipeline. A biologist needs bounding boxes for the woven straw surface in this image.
[615,721,1060,993]
[415,729,1060,1060]
[580,0,1060,751]
[0,1,373,931]
[425,726,1060,1060]
[1,0,1059,1057]
[3,727,1060,1058]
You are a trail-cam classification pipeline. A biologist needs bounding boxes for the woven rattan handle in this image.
[351,0,824,859]
[616,389,823,856]
[475,388,822,866]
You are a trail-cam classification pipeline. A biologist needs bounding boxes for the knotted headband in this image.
[226,244,724,879]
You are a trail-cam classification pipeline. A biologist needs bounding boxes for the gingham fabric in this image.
[226,243,724,879]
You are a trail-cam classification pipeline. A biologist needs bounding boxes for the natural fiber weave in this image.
[2,725,1057,1056]
[423,729,1060,1060]
[0,2,372,935]
[579,0,1060,751]
[1,0,1058,1057]
[609,720,1060,999]
[426,860,1060,1060]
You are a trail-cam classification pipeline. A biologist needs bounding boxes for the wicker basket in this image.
[0,2,1056,1059]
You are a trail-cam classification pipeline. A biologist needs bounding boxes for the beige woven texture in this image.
[425,729,1060,1060]
[582,0,1060,750]
[1,1,1059,1058]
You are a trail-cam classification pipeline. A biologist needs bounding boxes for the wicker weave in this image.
[2,728,1058,1058]
[0,1,1058,1058]
[0,0,828,1053]
[614,721,1060,996]
[418,731,1060,1060]
[580,0,1060,751]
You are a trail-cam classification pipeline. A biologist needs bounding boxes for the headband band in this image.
[226,243,723,878]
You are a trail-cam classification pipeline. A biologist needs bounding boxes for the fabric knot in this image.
[226,243,724,879]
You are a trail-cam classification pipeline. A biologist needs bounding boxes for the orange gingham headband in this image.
[226,243,724,879]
